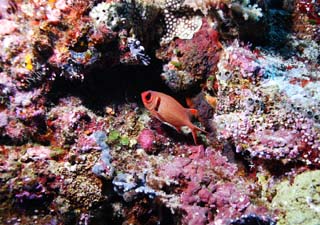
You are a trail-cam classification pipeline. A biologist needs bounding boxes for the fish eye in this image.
[145,92,152,101]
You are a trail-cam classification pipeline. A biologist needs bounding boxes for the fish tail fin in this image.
[191,125,207,145]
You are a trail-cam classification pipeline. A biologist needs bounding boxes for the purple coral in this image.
[180,182,251,225]
[14,173,59,210]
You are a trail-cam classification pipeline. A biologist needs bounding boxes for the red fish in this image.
[141,90,206,144]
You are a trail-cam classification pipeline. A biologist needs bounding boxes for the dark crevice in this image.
[47,58,174,113]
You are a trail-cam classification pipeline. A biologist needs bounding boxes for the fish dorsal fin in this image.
[187,108,198,118]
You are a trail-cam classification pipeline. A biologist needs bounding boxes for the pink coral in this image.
[157,146,258,224]
[160,146,238,181]
[182,205,208,225]
[211,183,250,222]
[215,41,320,166]
[137,129,156,153]
[0,19,17,35]
[181,182,251,225]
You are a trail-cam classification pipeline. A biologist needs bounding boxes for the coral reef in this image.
[0,0,320,224]
[113,172,156,202]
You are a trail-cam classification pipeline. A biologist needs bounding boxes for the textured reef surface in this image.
[0,0,319,224]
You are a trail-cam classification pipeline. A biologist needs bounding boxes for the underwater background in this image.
[0,0,320,224]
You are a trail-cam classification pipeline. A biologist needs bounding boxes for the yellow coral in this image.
[25,53,33,71]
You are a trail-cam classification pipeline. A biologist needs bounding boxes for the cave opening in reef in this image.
[47,58,173,113]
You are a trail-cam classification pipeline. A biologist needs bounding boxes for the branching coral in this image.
[127,37,151,65]
[113,172,157,202]
[231,0,263,21]
[91,131,115,180]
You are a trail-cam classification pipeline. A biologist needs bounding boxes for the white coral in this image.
[89,2,123,30]
[161,0,203,43]
[182,0,231,15]
[162,10,202,42]
[231,0,263,21]
[181,0,263,21]
[241,3,263,21]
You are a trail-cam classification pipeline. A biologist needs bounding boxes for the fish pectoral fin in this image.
[187,108,198,118]
[174,126,182,133]
[154,110,165,122]
[154,111,180,132]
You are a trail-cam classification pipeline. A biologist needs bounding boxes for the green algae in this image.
[271,170,320,225]
[108,130,121,143]
[170,61,182,70]
[50,148,66,160]
[119,136,130,146]
[108,130,130,146]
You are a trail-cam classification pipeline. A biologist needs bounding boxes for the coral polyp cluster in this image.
[1,0,320,224]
